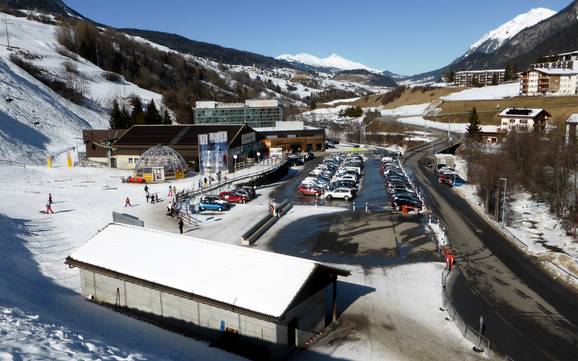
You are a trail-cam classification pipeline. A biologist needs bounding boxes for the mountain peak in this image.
[467,7,556,55]
[276,52,379,72]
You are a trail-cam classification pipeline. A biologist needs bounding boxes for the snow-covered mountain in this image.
[466,8,556,55]
[276,52,379,72]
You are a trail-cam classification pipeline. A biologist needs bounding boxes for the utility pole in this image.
[4,16,10,49]
[500,177,507,224]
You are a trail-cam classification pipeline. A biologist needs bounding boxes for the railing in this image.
[174,158,287,226]
[441,269,492,358]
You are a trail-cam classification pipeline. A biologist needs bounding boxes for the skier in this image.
[45,202,54,214]
[178,217,184,234]
[124,197,132,207]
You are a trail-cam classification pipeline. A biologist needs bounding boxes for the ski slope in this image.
[0,13,162,164]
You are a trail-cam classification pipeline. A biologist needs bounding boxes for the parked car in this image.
[240,186,257,198]
[392,198,422,211]
[219,191,248,203]
[325,188,355,201]
[200,194,231,206]
[198,200,230,212]
[297,184,324,196]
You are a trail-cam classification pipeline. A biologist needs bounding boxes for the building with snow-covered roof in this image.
[453,69,505,87]
[66,223,349,359]
[498,108,551,133]
[195,99,283,128]
[519,68,578,96]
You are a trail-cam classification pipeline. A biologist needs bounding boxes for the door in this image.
[287,318,298,347]
[110,157,117,168]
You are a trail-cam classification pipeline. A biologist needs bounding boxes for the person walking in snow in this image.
[144,185,149,193]
[45,202,54,214]
[178,217,184,234]
[124,197,132,207]
[168,185,173,197]
[146,192,150,203]
[48,193,53,206]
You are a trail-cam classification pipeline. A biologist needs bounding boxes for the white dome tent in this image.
[134,145,188,182]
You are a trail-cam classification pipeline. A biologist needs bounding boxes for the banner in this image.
[199,132,228,174]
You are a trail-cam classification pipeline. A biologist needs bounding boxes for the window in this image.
[520,119,527,124]
[316,143,322,151]
[128,158,133,164]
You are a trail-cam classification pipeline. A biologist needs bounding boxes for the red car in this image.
[220,191,248,203]
[297,184,323,196]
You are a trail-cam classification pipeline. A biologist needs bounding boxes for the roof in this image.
[196,99,279,109]
[499,108,550,118]
[455,69,505,74]
[82,129,127,143]
[567,114,578,124]
[523,68,578,76]
[67,223,348,319]
[113,124,254,147]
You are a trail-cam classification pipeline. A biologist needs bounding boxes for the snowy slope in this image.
[0,13,162,164]
[466,8,556,55]
[277,52,379,72]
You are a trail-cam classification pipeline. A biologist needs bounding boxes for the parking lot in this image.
[272,152,392,212]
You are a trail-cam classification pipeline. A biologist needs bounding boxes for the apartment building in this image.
[195,99,283,128]
[453,69,505,87]
[519,68,578,96]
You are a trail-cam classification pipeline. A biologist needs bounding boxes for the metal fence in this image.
[441,269,492,358]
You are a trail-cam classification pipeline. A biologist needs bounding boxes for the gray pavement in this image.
[405,141,578,361]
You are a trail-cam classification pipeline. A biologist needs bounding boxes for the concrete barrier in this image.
[241,199,291,246]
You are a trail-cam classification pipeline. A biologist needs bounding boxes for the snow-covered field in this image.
[451,156,578,286]
[441,82,519,101]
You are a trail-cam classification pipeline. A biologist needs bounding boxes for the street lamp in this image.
[256,151,261,164]
[233,154,238,173]
[500,177,507,225]
[362,118,380,146]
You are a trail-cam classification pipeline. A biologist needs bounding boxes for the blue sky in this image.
[64,0,571,75]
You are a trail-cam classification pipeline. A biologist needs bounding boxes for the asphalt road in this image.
[404,141,578,360]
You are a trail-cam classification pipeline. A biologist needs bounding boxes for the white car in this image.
[325,187,355,201]
[333,174,359,183]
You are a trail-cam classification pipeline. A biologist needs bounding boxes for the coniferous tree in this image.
[144,99,162,124]
[109,99,123,129]
[505,63,518,81]
[162,108,172,125]
[121,105,131,128]
[466,107,482,141]
[130,96,144,124]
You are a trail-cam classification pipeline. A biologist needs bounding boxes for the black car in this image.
[287,155,304,166]
[393,198,422,210]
